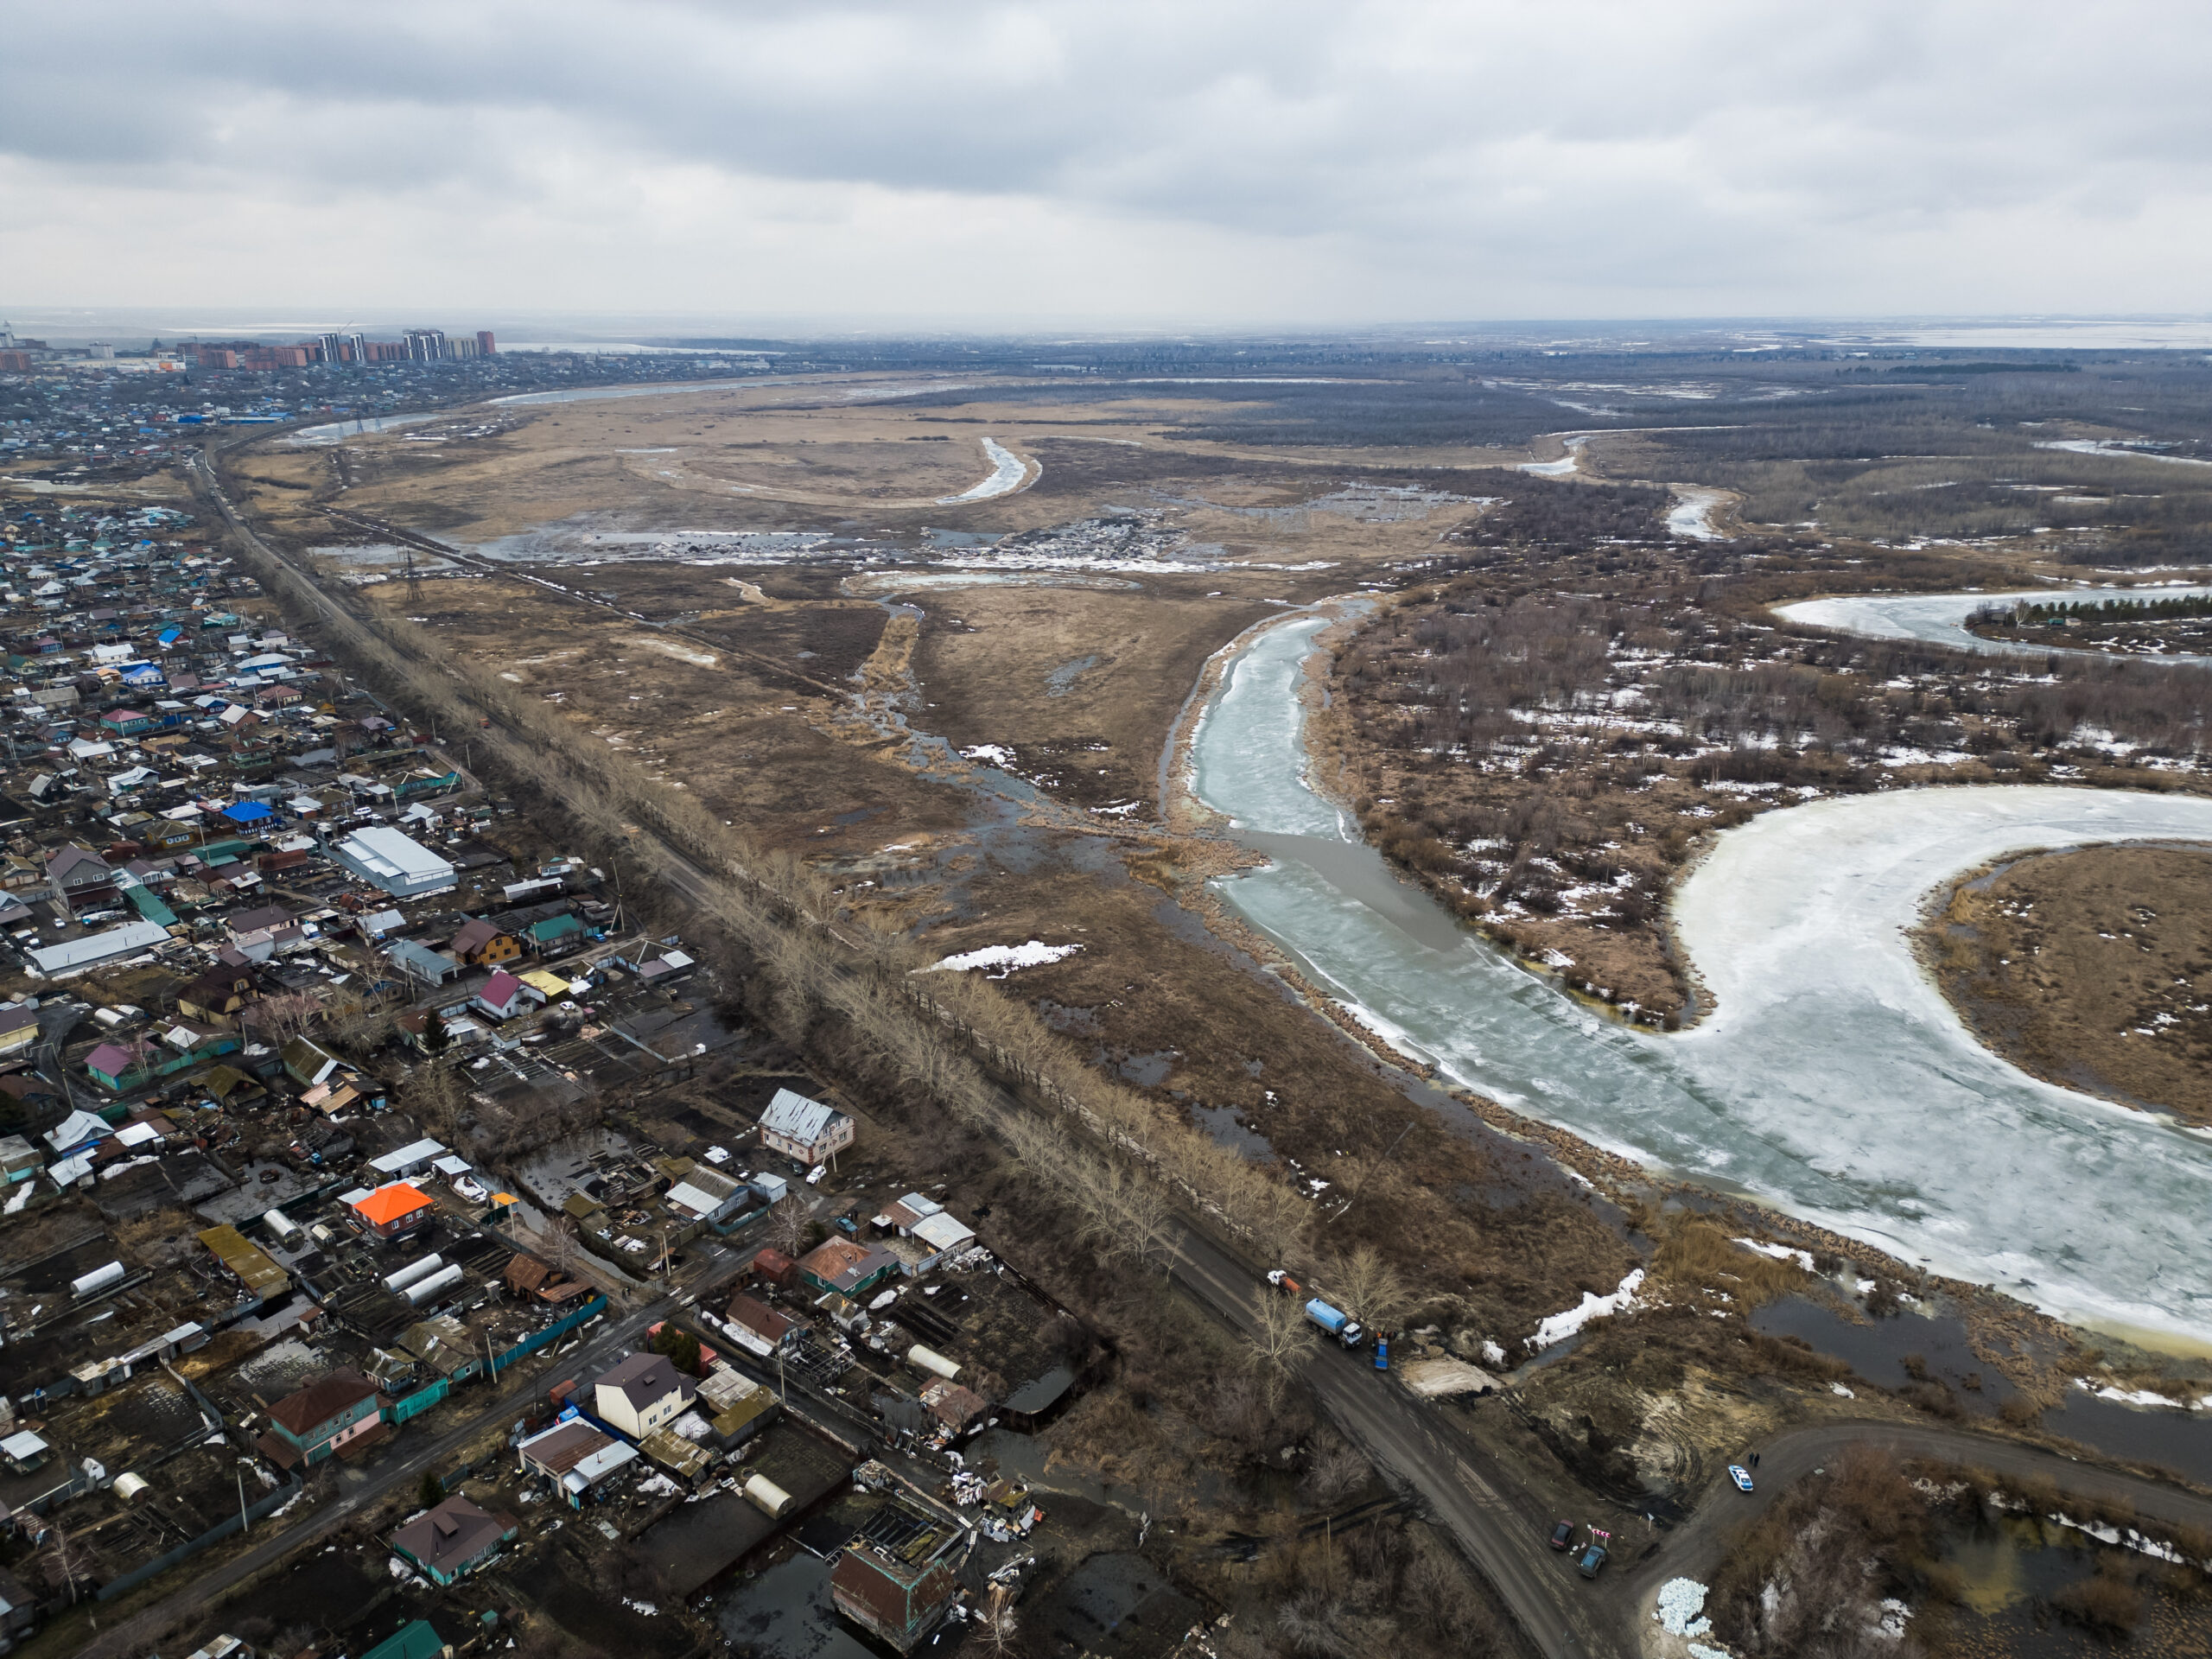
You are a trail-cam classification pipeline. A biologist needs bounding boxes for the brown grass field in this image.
[1923,844,2212,1123]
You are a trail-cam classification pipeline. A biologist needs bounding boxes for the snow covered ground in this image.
[1665,486,1731,540]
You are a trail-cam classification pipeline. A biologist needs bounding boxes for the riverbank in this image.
[1187,596,2212,1350]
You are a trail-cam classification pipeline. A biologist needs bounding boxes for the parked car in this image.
[1549,1521,1576,1552]
[1728,1464,1755,1493]
[1576,1543,1608,1579]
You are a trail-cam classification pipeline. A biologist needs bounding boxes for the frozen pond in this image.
[1192,612,2212,1345]
[1777,585,2212,668]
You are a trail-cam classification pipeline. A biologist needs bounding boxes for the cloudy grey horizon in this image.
[8,1,2212,328]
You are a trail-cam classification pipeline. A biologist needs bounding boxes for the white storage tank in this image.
[743,1473,792,1519]
[72,1261,125,1299]
[403,1263,465,1305]
[383,1253,446,1294]
[906,1344,960,1382]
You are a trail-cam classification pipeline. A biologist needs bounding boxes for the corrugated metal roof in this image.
[760,1087,838,1143]
[197,1224,290,1297]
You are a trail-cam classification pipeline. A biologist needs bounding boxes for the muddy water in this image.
[1189,612,2212,1346]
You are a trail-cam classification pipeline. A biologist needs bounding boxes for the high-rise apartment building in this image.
[475,331,497,356]
[404,328,447,362]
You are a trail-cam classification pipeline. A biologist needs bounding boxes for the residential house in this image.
[524,912,583,956]
[260,1369,384,1468]
[471,970,540,1022]
[390,1495,517,1586]
[723,1293,801,1356]
[350,1181,433,1239]
[796,1238,902,1301]
[389,939,460,986]
[875,1193,978,1275]
[448,918,520,967]
[516,1418,636,1506]
[176,964,255,1026]
[47,843,116,916]
[360,1621,452,1659]
[758,1087,855,1167]
[0,1004,39,1058]
[661,1164,749,1227]
[591,1351,696,1440]
[280,1035,347,1090]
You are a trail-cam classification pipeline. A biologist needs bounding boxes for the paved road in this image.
[186,444,2212,1659]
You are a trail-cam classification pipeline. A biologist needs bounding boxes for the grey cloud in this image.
[7,0,2212,318]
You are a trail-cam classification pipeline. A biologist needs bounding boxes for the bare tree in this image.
[1248,1290,1318,1412]
[35,1522,90,1605]
[250,989,323,1044]
[1328,1244,1413,1332]
[768,1194,813,1258]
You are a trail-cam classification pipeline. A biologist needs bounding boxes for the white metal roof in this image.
[563,1441,639,1489]
[370,1137,447,1173]
[912,1211,976,1252]
[28,918,170,974]
[333,825,455,882]
[760,1087,838,1143]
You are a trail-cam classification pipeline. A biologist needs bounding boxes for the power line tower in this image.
[404,545,424,608]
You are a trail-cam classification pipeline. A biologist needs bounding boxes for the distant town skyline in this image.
[6,2,2210,325]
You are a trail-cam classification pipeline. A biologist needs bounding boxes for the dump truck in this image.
[1304,1298,1364,1348]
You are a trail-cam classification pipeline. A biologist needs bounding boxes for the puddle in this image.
[1754,1295,2212,1483]
[1190,1103,1274,1161]
[1110,1050,1176,1087]
[715,1552,874,1659]
[1751,1296,2013,1413]
[1046,653,1102,696]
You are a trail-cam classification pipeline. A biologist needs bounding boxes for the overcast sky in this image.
[7,1,2211,328]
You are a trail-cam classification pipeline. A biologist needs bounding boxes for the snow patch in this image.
[1656,1577,1713,1637]
[1528,1268,1644,1351]
[924,941,1084,976]
[1734,1237,1815,1271]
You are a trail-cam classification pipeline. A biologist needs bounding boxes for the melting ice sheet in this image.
[1193,613,2212,1344]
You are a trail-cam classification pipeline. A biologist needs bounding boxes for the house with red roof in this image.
[471,969,542,1022]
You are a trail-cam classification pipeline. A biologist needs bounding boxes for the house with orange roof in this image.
[350,1179,434,1239]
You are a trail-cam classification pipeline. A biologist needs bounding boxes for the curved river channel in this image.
[1191,612,2212,1347]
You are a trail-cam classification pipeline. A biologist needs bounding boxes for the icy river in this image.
[1191,611,2212,1347]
